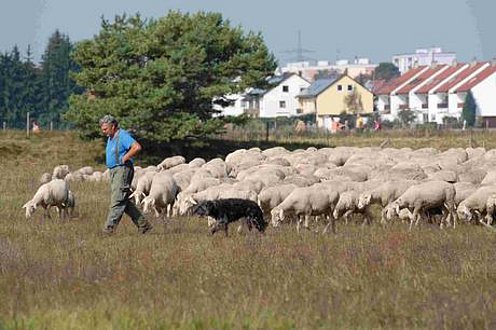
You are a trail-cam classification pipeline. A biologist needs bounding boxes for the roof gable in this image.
[434,62,488,93]
[395,65,447,94]
[374,66,428,95]
[454,65,496,92]
[416,64,464,94]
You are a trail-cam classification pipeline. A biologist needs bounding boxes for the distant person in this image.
[356,115,364,132]
[32,120,41,134]
[99,115,152,235]
[374,119,382,131]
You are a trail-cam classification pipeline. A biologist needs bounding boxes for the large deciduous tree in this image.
[66,11,277,141]
[374,62,400,82]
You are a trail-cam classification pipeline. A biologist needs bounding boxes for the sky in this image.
[1,0,494,66]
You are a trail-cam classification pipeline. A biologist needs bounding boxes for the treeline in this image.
[0,30,82,129]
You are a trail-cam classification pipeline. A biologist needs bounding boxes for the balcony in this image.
[384,104,391,110]
[421,103,428,109]
[438,103,448,109]
[399,104,409,110]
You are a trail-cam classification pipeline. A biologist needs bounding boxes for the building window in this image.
[282,85,289,92]
[296,108,303,114]
[337,85,343,91]
[347,85,353,91]
[279,101,286,108]
[241,100,247,109]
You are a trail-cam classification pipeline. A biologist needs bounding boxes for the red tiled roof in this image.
[395,65,447,95]
[415,64,465,94]
[433,62,488,93]
[454,65,496,92]
[374,66,427,95]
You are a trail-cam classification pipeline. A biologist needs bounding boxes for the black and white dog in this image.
[192,198,267,236]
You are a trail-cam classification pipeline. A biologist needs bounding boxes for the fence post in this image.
[26,111,30,138]
[50,121,53,131]
[265,122,269,142]
[2,121,5,131]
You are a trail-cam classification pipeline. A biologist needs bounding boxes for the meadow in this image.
[2,129,496,329]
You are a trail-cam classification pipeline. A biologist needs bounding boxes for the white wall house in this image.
[375,62,496,126]
[392,47,457,74]
[260,74,310,118]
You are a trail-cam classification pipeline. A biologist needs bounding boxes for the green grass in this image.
[2,130,496,329]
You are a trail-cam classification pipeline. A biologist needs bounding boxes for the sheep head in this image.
[358,193,371,209]
[22,201,36,219]
[270,207,284,227]
[142,197,155,214]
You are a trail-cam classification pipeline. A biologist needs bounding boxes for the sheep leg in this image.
[322,215,336,234]
[342,210,354,225]
[303,215,311,230]
[410,207,421,230]
[363,207,374,226]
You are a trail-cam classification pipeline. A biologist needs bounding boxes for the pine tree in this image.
[462,91,476,127]
[66,11,277,141]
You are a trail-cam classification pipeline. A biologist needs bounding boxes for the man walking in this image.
[99,115,152,235]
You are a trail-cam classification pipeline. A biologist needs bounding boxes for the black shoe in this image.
[139,222,153,234]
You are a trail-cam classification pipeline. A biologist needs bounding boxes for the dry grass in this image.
[2,130,496,329]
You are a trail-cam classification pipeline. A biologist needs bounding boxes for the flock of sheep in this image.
[22,145,496,233]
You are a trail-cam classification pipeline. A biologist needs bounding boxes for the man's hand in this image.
[122,142,142,164]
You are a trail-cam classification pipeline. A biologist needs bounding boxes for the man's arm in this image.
[122,141,142,163]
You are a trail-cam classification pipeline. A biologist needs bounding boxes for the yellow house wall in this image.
[316,76,373,116]
[299,98,316,115]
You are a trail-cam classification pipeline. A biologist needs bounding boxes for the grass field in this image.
[2,130,496,329]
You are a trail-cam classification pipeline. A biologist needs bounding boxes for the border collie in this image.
[192,198,267,236]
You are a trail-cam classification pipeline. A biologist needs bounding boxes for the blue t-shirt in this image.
[105,129,137,169]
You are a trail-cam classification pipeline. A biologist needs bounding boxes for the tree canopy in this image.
[374,62,400,81]
[66,11,277,141]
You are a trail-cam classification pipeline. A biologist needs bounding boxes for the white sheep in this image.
[385,181,457,230]
[129,171,156,204]
[142,173,179,220]
[358,180,418,223]
[52,164,70,180]
[157,155,186,171]
[22,179,70,219]
[271,185,340,234]
[456,185,496,226]
[258,184,297,217]
[333,190,373,225]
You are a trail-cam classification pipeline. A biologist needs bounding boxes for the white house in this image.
[259,74,310,118]
[392,47,457,74]
[375,61,496,126]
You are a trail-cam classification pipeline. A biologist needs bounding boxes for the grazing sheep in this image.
[456,185,496,226]
[385,181,456,229]
[142,173,179,220]
[22,179,70,219]
[129,171,156,204]
[357,180,418,223]
[333,190,373,225]
[258,184,297,217]
[157,155,186,171]
[271,185,340,234]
